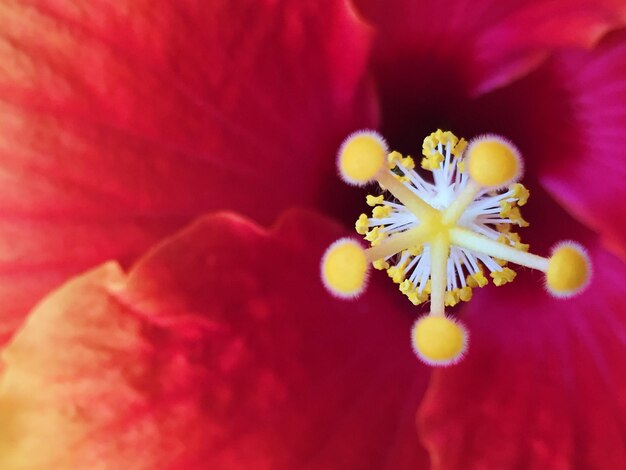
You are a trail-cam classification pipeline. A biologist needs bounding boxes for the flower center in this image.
[321,129,592,366]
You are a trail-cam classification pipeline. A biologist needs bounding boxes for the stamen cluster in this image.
[322,129,592,366]
[357,130,530,308]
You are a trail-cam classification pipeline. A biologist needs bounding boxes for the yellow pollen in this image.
[445,289,460,307]
[322,129,592,367]
[512,183,530,206]
[321,239,368,298]
[411,316,467,366]
[452,138,468,157]
[366,194,384,206]
[466,271,488,288]
[338,131,387,185]
[491,267,517,286]
[459,286,472,302]
[355,214,369,235]
[372,205,392,218]
[373,258,389,270]
[546,243,591,297]
[387,150,403,167]
[401,156,416,169]
[467,137,521,188]
[365,226,386,246]
[421,151,444,171]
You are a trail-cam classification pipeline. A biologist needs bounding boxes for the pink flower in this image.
[1,0,626,468]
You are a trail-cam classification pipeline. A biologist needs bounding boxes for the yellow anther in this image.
[452,138,468,157]
[491,267,517,286]
[409,244,424,256]
[445,289,461,307]
[499,200,514,216]
[366,194,384,207]
[508,207,529,227]
[512,183,530,206]
[439,130,459,147]
[507,232,529,252]
[499,202,528,227]
[394,174,410,183]
[355,214,369,235]
[496,233,529,251]
[365,226,386,246]
[546,242,591,297]
[399,279,414,294]
[401,156,416,169]
[364,226,379,242]
[496,223,511,234]
[407,288,430,305]
[467,136,522,188]
[372,258,389,270]
[387,150,403,168]
[507,232,521,242]
[411,315,468,366]
[422,135,438,156]
[387,265,406,283]
[459,286,473,302]
[516,240,530,251]
[408,291,427,305]
[371,234,386,246]
[466,271,488,288]
[456,160,466,173]
[392,267,406,284]
[321,238,368,298]
[372,205,392,219]
[338,131,387,185]
[421,152,444,171]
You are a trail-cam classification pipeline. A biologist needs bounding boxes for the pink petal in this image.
[418,195,626,468]
[393,31,626,266]
[540,32,626,261]
[0,210,430,469]
[354,0,626,96]
[0,0,376,342]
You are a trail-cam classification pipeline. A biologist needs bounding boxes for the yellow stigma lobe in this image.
[338,131,387,185]
[467,136,521,188]
[411,315,467,366]
[321,238,368,298]
[546,242,591,297]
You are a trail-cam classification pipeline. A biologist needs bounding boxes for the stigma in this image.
[322,129,592,366]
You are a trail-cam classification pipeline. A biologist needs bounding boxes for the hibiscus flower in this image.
[1,0,626,468]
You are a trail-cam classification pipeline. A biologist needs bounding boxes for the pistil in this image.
[375,171,437,221]
[321,129,592,366]
[428,234,450,317]
[449,227,549,271]
[441,179,481,225]
[365,224,432,263]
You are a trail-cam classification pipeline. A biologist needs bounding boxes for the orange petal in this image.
[0,210,429,469]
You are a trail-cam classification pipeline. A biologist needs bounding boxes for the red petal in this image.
[354,0,626,95]
[540,33,626,261]
[418,234,626,466]
[0,210,430,469]
[0,1,376,341]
